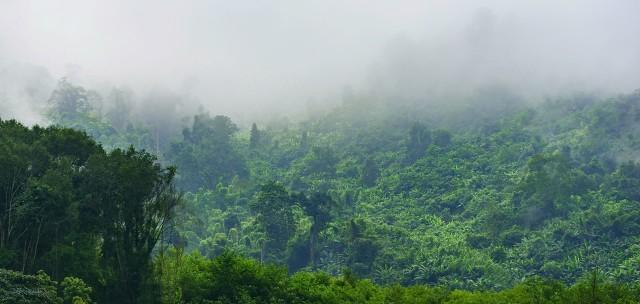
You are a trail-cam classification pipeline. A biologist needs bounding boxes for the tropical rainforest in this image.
[1,77,640,303]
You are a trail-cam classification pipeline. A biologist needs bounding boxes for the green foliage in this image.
[299,192,335,268]
[250,182,296,263]
[605,161,640,201]
[60,276,92,304]
[301,146,339,177]
[0,269,94,304]
[406,122,431,163]
[0,119,179,304]
[7,80,640,303]
[47,78,95,122]
[360,157,379,187]
[249,123,261,149]
[79,147,180,303]
[154,251,640,304]
[169,113,247,191]
[515,152,593,226]
[0,269,61,304]
[165,89,640,291]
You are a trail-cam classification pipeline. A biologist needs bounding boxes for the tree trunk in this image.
[309,221,318,268]
[309,230,316,267]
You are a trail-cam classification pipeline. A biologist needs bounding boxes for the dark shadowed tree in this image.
[605,161,640,202]
[298,192,334,267]
[515,152,593,227]
[406,122,431,163]
[344,219,378,277]
[299,130,309,151]
[431,129,452,147]
[249,182,295,263]
[249,123,261,149]
[302,146,339,177]
[360,157,380,187]
[79,147,181,304]
[170,113,247,191]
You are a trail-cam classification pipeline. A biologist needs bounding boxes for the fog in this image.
[1,0,639,124]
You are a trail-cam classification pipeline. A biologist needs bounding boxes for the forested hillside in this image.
[2,79,639,303]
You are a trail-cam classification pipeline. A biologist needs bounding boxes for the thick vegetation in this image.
[1,80,640,303]
[0,116,179,303]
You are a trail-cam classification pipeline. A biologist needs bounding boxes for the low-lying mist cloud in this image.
[368,2,640,103]
[1,0,639,123]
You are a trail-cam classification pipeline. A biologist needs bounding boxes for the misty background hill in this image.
[2,0,640,126]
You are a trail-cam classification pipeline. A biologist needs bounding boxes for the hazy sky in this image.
[1,0,639,122]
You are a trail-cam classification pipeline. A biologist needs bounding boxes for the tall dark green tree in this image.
[299,192,334,267]
[360,157,379,187]
[249,123,260,149]
[170,113,247,191]
[406,122,431,163]
[1,119,180,303]
[299,130,309,151]
[605,161,640,201]
[431,129,452,147]
[515,152,593,227]
[249,182,295,263]
[0,120,100,277]
[302,146,339,176]
[344,219,378,277]
[79,147,181,304]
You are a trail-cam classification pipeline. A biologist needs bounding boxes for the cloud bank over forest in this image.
[1,0,639,123]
